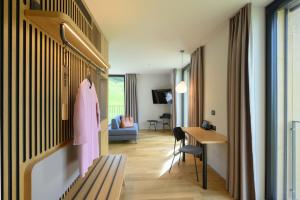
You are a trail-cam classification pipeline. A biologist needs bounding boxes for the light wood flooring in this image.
[109,130,232,200]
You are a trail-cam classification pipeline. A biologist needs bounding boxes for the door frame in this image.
[266,0,300,199]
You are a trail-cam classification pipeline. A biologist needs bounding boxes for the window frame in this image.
[266,0,300,199]
[181,64,190,126]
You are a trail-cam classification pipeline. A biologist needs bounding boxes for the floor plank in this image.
[109,130,232,200]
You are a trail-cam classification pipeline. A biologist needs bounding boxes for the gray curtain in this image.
[188,46,204,145]
[227,4,255,200]
[125,74,138,123]
[171,69,177,129]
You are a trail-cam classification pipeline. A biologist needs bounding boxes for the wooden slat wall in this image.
[0,0,109,199]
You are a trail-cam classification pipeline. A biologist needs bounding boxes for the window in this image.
[182,65,190,127]
[108,75,125,121]
[266,0,300,199]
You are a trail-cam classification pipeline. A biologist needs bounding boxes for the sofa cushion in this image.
[111,116,120,129]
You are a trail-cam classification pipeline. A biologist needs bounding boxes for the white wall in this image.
[203,23,229,179]
[250,6,266,200]
[137,74,172,129]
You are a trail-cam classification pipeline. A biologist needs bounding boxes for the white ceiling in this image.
[84,0,271,74]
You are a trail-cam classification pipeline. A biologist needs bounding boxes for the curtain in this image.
[171,69,177,129]
[125,74,138,123]
[188,46,204,145]
[227,4,255,199]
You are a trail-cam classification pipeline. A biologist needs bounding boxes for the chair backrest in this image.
[172,127,185,141]
[160,113,171,119]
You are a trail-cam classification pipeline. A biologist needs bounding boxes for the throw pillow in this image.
[111,118,120,129]
[120,116,134,128]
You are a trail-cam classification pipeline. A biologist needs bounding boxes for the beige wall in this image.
[136,74,172,129]
[203,23,229,178]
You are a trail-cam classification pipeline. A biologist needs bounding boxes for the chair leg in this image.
[169,155,176,173]
[178,152,181,166]
[194,155,199,182]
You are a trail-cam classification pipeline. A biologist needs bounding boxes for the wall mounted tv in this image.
[152,89,173,104]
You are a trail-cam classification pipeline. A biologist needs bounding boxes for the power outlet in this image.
[211,110,216,116]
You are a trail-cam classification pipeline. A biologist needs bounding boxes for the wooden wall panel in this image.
[1,0,109,199]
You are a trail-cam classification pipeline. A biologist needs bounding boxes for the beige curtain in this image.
[188,46,204,145]
[171,69,177,129]
[227,4,255,200]
[125,74,138,123]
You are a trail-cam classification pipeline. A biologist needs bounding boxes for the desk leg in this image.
[202,144,207,189]
[182,138,185,162]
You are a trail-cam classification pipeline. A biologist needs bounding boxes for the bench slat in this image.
[63,154,127,200]
[75,156,114,200]
[85,155,120,199]
[107,155,127,200]
[64,157,106,200]
[97,155,122,200]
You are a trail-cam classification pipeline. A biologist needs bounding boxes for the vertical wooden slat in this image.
[46,37,50,149]
[0,0,3,199]
[49,39,53,148]
[58,45,61,144]
[18,15,24,200]
[25,19,30,162]
[36,30,41,154]
[53,42,57,146]
[67,52,71,139]
[31,26,36,157]
[3,0,10,199]
[11,0,17,199]
[51,40,55,147]
[41,33,45,152]
[44,35,48,150]
[29,24,33,159]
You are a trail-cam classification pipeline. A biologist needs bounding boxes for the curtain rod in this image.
[60,23,106,74]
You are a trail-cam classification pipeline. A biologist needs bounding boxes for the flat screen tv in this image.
[152,89,172,104]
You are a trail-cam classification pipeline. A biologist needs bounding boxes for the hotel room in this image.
[1,0,300,199]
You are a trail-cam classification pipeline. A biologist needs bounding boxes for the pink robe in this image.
[73,79,101,177]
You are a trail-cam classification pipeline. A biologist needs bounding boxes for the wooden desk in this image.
[182,127,227,189]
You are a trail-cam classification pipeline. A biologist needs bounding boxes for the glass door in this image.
[266,1,300,199]
[287,5,300,199]
[182,65,190,127]
[276,2,300,199]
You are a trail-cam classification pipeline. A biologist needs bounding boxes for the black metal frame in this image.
[168,136,200,182]
[266,0,300,199]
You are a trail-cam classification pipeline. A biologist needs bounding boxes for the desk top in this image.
[182,127,227,144]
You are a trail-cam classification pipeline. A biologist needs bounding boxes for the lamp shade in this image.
[176,81,187,93]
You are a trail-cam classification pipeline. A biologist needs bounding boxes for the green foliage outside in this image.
[108,76,125,121]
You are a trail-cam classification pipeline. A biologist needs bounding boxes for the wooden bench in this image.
[61,154,127,200]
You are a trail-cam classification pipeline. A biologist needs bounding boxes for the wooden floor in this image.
[109,130,232,200]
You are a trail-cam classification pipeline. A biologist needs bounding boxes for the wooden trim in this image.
[24,10,110,69]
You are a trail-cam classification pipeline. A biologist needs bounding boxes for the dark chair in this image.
[159,113,171,129]
[169,127,202,181]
